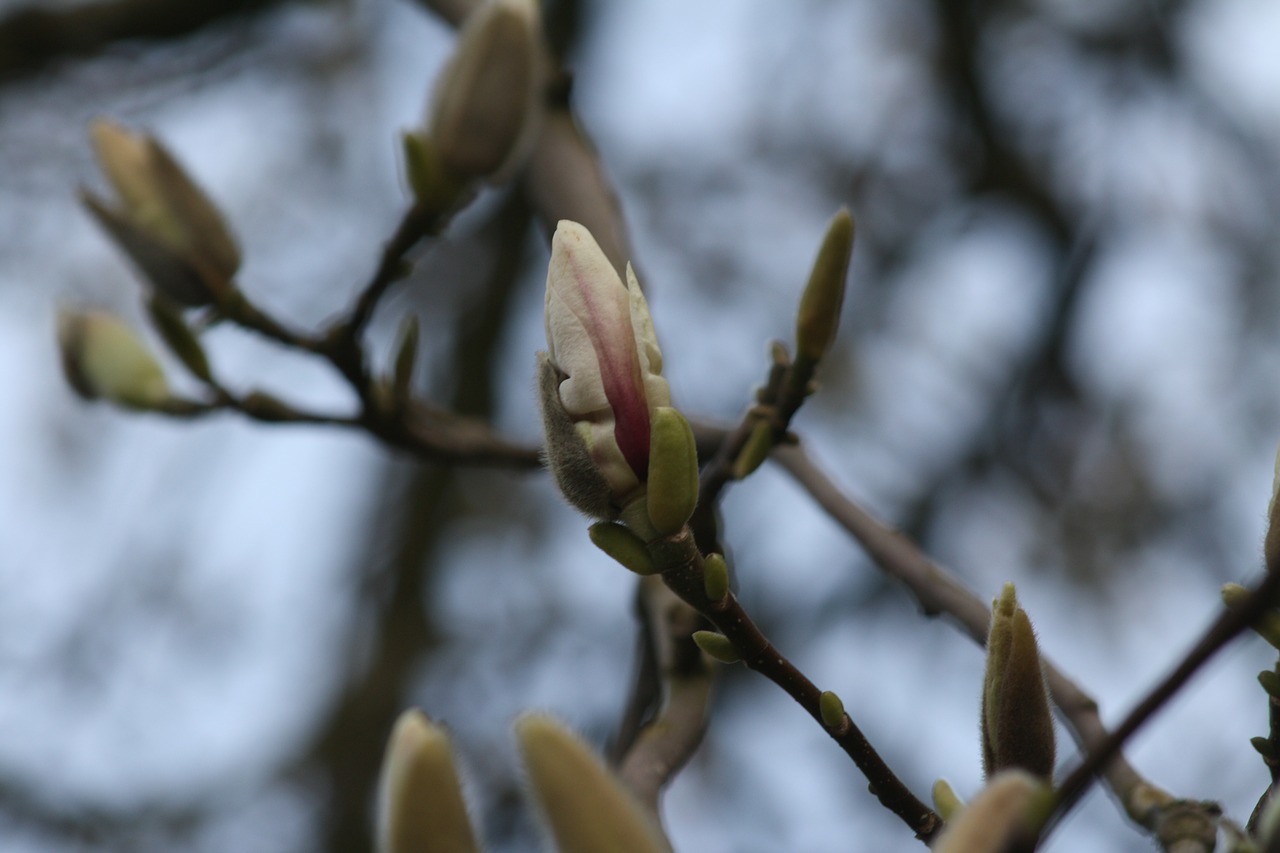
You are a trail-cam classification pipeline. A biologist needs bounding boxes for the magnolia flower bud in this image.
[82,120,240,306]
[427,0,542,182]
[376,709,481,853]
[540,221,672,520]
[515,714,671,853]
[57,308,169,408]
[982,583,1055,781]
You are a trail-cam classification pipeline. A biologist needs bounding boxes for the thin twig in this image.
[649,531,942,843]
[772,444,1222,848]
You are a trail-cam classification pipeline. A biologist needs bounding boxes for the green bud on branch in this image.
[589,522,656,576]
[646,406,699,536]
[732,419,774,480]
[702,552,729,602]
[58,309,170,409]
[795,208,855,364]
[931,779,965,822]
[692,631,740,664]
[819,690,846,731]
[1223,583,1280,649]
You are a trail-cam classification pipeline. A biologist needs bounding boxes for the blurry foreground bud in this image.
[982,583,1055,781]
[539,221,672,522]
[58,309,169,408]
[427,0,542,182]
[82,120,240,306]
[376,709,481,853]
[515,714,671,853]
[794,208,854,364]
[931,770,1050,853]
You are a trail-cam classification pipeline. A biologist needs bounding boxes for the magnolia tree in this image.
[50,1,1280,851]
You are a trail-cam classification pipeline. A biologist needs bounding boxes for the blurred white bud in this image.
[57,308,169,409]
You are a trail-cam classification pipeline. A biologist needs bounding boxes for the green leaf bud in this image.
[1252,736,1276,760]
[145,296,211,382]
[392,314,420,408]
[932,778,965,822]
[692,631,740,664]
[702,552,729,602]
[795,208,855,364]
[588,522,656,576]
[1260,670,1280,698]
[376,709,481,853]
[515,714,671,853]
[645,406,699,536]
[733,419,774,480]
[819,690,846,730]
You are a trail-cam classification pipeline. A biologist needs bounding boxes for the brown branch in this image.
[774,443,1226,850]
[0,0,290,85]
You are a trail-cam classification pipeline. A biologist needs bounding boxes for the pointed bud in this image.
[733,419,774,480]
[589,522,656,576]
[515,714,671,853]
[702,552,729,602]
[58,309,169,408]
[932,779,965,822]
[428,0,543,183]
[400,131,471,210]
[795,208,854,364]
[819,690,846,730]
[376,709,481,853]
[392,315,420,409]
[982,583,1055,780]
[1253,737,1275,760]
[646,407,698,536]
[144,296,211,382]
[692,631,740,664]
[541,222,672,515]
[931,771,1049,853]
[84,120,239,306]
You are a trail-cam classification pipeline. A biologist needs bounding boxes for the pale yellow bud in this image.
[57,309,169,408]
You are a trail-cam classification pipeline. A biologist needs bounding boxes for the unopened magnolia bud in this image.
[932,778,965,822]
[692,631,740,664]
[646,407,699,536]
[702,552,729,602]
[58,309,169,408]
[795,208,854,364]
[515,715,670,853]
[589,522,656,576]
[428,0,542,182]
[819,690,846,730]
[931,771,1048,853]
[982,583,1055,781]
[376,709,481,853]
[84,120,240,306]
